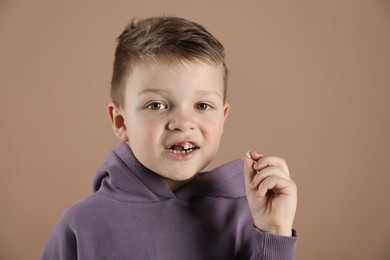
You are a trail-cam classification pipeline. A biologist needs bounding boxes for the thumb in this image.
[242,153,256,194]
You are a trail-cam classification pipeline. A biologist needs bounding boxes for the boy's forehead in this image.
[134,59,222,74]
[127,60,224,90]
[120,60,227,108]
[137,88,223,99]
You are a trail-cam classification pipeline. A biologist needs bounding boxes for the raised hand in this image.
[243,151,297,236]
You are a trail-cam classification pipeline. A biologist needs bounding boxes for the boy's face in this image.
[110,61,229,190]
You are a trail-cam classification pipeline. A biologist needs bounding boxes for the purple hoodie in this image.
[41,142,297,259]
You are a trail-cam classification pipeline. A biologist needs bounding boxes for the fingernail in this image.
[245,151,251,159]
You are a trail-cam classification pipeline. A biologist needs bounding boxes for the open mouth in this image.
[167,143,199,154]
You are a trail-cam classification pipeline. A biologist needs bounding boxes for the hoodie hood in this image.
[93,142,246,203]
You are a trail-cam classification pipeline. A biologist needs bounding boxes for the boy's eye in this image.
[147,102,167,110]
[196,103,212,110]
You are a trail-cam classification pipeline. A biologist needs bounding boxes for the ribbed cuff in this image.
[252,228,298,260]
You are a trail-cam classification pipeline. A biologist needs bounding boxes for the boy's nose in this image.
[167,109,195,132]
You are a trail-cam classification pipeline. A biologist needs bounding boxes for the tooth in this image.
[167,144,197,154]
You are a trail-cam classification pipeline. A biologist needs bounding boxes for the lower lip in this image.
[165,149,198,161]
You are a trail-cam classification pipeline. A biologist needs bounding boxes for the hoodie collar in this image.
[93,142,245,203]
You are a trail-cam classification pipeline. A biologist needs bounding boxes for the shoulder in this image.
[58,193,109,228]
[42,194,106,259]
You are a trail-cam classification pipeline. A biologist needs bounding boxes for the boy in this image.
[41,16,298,259]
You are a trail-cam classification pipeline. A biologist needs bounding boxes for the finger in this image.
[250,166,291,190]
[247,151,263,161]
[253,156,290,176]
[242,154,256,193]
[256,175,296,197]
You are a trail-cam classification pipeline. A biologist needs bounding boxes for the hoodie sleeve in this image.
[40,212,78,260]
[250,228,298,260]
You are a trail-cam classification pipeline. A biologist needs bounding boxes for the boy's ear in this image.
[108,103,128,142]
[223,103,230,120]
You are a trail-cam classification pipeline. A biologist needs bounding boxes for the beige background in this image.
[1,1,390,259]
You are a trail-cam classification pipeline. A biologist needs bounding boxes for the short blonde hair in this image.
[111,16,228,107]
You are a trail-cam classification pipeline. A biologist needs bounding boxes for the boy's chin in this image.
[164,171,199,182]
